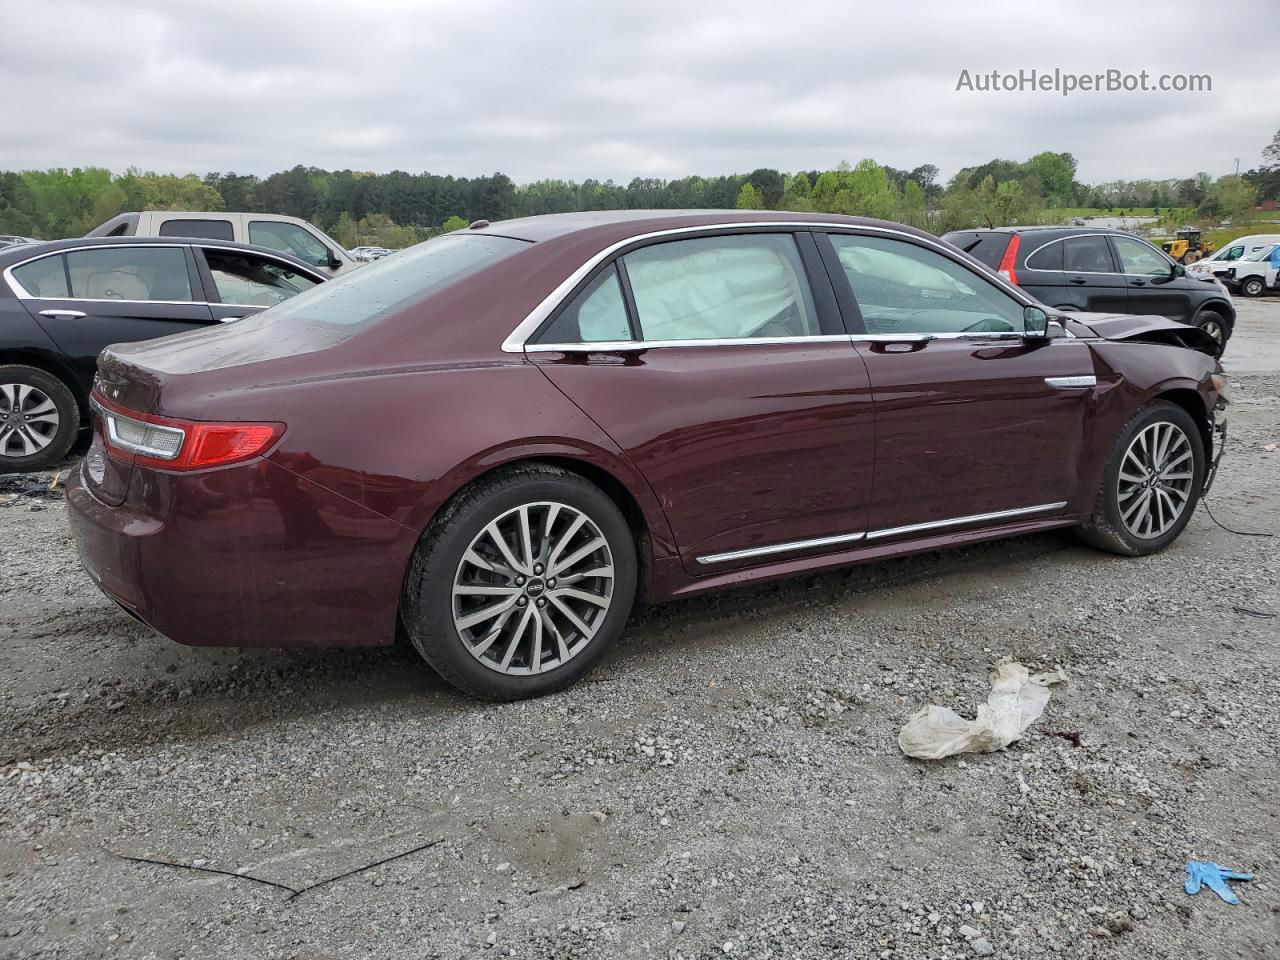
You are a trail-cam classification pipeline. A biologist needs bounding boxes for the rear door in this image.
[1109,234,1192,323]
[526,230,877,572]
[192,245,325,323]
[8,245,213,384]
[1059,234,1130,313]
[818,229,1095,535]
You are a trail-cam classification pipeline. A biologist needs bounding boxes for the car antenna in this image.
[984,214,994,229]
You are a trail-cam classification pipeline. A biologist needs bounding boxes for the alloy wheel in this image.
[0,382,60,458]
[1198,315,1226,351]
[451,501,615,676]
[1117,421,1195,539]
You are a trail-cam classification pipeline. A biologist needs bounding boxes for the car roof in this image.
[0,234,322,273]
[470,209,937,243]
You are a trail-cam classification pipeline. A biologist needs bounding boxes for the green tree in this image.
[735,182,764,209]
[440,215,469,232]
[1210,175,1257,221]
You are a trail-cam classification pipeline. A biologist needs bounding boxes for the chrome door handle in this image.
[1045,375,1097,389]
[218,316,245,323]
[39,309,86,319]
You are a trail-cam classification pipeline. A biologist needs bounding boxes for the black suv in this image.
[942,226,1235,352]
[0,236,326,471]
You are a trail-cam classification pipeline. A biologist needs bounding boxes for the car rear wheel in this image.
[0,365,79,473]
[1239,276,1266,298]
[1076,401,1205,557]
[401,464,637,700]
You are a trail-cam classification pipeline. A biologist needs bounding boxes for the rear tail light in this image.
[997,234,1021,285]
[91,393,283,471]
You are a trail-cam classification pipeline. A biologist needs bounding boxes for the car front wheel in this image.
[0,365,80,473]
[1195,309,1229,355]
[402,464,637,700]
[1076,401,1205,557]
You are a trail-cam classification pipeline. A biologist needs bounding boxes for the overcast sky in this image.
[2,0,1275,186]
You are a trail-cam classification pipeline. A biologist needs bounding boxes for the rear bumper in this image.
[66,458,417,648]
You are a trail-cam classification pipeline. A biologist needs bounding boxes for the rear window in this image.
[251,233,528,330]
[1024,238,1064,271]
[159,219,235,241]
[941,232,1011,268]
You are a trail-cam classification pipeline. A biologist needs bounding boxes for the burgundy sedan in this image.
[67,212,1228,699]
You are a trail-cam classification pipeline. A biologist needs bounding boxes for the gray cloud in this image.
[0,0,1274,184]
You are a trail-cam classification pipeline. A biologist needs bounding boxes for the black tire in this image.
[401,464,637,700]
[1239,275,1266,298]
[1194,309,1230,356]
[1076,401,1205,557]
[0,364,80,473]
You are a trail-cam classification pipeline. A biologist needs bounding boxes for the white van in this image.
[87,211,359,276]
[1187,234,1280,277]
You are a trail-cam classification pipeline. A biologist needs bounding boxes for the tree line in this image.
[2,132,1276,248]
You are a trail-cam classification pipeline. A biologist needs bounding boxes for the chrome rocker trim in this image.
[694,502,1069,565]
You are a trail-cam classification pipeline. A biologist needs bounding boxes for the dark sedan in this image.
[0,236,326,470]
[67,212,1228,700]
[942,226,1236,353]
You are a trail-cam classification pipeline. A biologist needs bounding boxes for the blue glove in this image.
[1184,861,1254,905]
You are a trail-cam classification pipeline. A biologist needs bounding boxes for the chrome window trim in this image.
[1023,231,1177,278]
[526,330,1046,353]
[695,501,1070,564]
[3,241,325,303]
[503,222,1037,353]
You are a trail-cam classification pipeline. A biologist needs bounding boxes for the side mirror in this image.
[325,249,342,269]
[1023,305,1049,338]
[1171,263,1186,278]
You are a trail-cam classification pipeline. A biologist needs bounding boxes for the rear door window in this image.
[622,234,821,341]
[1024,239,1063,271]
[537,265,633,343]
[1063,236,1117,273]
[11,254,70,298]
[158,218,235,241]
[64,247,192,301]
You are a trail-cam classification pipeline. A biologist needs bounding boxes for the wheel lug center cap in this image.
[524,578,546,598]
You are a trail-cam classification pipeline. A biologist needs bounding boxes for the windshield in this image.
[251,232,529,330]
[1243,244,1276,262]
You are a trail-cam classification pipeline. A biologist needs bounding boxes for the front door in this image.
[193,245,325,323]
[1110,234,1193,324]
[819,230,1095,536]
[525,231,876,572]
[9,244,213,387]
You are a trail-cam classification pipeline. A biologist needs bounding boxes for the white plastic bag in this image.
[898,659,1068,760]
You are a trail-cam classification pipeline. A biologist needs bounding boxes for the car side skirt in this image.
[650,513,1084,601]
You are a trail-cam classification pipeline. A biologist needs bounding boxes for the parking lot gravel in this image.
[2,298,1278,960]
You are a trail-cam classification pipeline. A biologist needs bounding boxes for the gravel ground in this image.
[2,298,1278,960]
